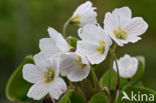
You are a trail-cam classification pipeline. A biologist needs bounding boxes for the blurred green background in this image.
[0,0,156,102]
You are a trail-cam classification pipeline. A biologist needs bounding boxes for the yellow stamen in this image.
[44,68,55,83]
[76,56,86,69]
[96,46,105,55]
[99,41,105,45]
[113,26,127,40]
[96,41,105,55]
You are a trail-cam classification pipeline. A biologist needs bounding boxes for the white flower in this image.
[76,24,112,64]
[39,27,70,57]
[104,7,148,46]
[59,52,90,82]
[113,54,138,78]
[22,52,67,100]
[71,1,97,26]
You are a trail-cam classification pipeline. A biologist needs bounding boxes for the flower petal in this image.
[104,12,117,32]
[48,27,69,52]
[59,53,77,76]
[112,7,132,19]
[23,64,43,84]
[67,64,90,82]
[34,52,51,69]
[73,1,97,27]
[49,56,60,77]
[60,52,90,82]
[113,54,138,78]
[27,82,49,100]
[78,24,106,42]
[39,38,61,56]
[74,1,93,15]
[76,41,108,64]
[49,77,67,100]
[124,17,148,37]
[34,52,59,77]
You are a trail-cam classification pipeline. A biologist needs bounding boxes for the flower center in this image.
[44,68,55,83]
[113,26,127,40]
[76,56,87,69]
[96,41,105,55]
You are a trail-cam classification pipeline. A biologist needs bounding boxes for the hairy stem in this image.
[48,94,56,103]
[63,18,71,38]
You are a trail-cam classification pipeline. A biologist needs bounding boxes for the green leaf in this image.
[99,56,145,90]
[99,70,128,91]
[6,55,34,102]
[58,90,86,103]
[116,86,156,103]
[135,82,144,87]
[90,92,108,103]
[66,36,79,48]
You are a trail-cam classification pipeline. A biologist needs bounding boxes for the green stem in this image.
[108,43,117,102]
[69,80,74,89]
[73,82,78,92]
[110,47,120,103]
[63,18,71,38]
[127,78,131,85]
[91,67,100,91]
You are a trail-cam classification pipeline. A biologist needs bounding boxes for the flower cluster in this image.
[22,1,148,101]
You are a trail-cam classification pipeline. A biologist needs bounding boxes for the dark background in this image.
[0,0,156,102]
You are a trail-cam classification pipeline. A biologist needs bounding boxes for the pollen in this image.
[96,46,105,55]
[96,41,105,55]
[113,26,127,40]
[99,41,105,45]
[44,68,55,83]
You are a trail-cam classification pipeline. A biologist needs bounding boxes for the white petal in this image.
[112,37,129,47]
[113,54,138,78]
[104,12,117,31]
[104,12,126,46]
[125,17,148,37]
[60,52,90,82]
[34,52,60,77]
[73,1,97,26]
[27,82,49,100]
[76,41,109,64]
[49,56,60,77]
[104,14,131,46]
[80,54,90,65]
[74,1,93,15]
[49,77,67,100]
[39,38,61,56]
[104,11,130,32]
[104,7,148,47]
[78,24,106,42]
[34,52,51,69]
[48,27,69,52]
[59,53,77,76]
[67,64,90,82]
[127,36,142,43]
[23,64,43,84]
[112,7,132,19]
